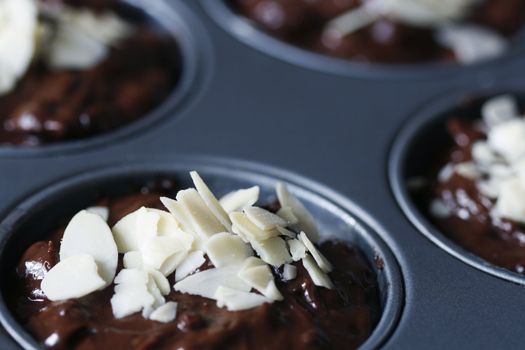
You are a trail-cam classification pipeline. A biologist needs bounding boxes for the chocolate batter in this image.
[9,181,381,350]
[0,0,181,146]
[411,100,525,274]
[229,0,525,64]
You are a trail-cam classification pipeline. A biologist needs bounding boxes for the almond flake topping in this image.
[283,264,297,281]
[174,265,251,299]
[238,258,283,301]
[298,232,333,273]
[41,254,106,301]
[302,255,334,289]
[190,171,232,231]
[176,189,227,240]
[0,1,133,96]
[276,183,320,242]
[245,206,287,230]
[0,0,38,96]
[276,207,299,225]
[40,171,335,322]
[59,210,118,285]
[431,95,525,225]
[323,0,505,65]
[175,251,206,282]
[85,206,109,221]
[149,302,178,323]
[214,286,268,312]
[43,4,132,70]
[205,232,253,267]
[220,186,260,213]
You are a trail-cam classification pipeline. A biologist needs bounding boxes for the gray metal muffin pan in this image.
[0,0,525,348]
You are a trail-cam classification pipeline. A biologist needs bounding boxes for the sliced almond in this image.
[60,8,132,46]
[214,286,269,311]
[230,212,281,241]
[141,236,190,276]
[146,277,165,308]
[276,207,298,225]
[298,232,333,273]
[244,206,287,230]
[219,186,260,213]
[147,269,171,295]
[454,162,481,180]
[251,236,292,267]
[176,189,226,239]
[60,210,118,285]
[41,254,106,301]
[276,226,296,238]
[514,158,525,187]
[232,224,249,243]
[114,269,149,285]
[287,239,307,262]
[325,5,377,37]
[238,265,272,292]
[123,251,143,269]
[436,24,507,64]
[85,206,109,221]
[238,264,283,301]
[205,232,253,268]
[471,141,501,165]
[283,264,297,281]
[147,209,180,235]
[174,266,250,299]
[429,199,452,219]
[160,197,194,233]
[241,257,266,270]
[276,183,319,242]
[47,19,108,70]
[494,177,525,224]
[149,302,178,323]
[111,283,155,319]
[302,255,333,289]
[488,119,525,162]
[190,171,232,231]
[438,163,455,183]
[0,0,38,96]
[112,208,141,253]
[477,178,502,199]
[175,251,206,282]
[481,95,519,128]
[136,207,160,246]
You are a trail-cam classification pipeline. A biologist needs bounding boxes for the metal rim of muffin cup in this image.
[200,0,525,80]
[0,157,404,349]
[0,0,212,158]
[389,83,525,285]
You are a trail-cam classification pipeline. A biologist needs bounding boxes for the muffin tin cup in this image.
[200,0,525,80]
[389,81,525,285]
[1,0,525,348]
[0,158,403,349]
[0,0,212,159]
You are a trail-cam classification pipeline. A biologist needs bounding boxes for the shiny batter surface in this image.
[9,182,381,350]
[0,0,181,146]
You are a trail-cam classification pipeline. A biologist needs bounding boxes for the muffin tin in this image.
[0,0,525,349]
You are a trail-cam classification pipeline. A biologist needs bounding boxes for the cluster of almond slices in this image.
[431,95,525,224]
[0,0,131,95]
[323,0,506,64]
[40,171,334,323]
